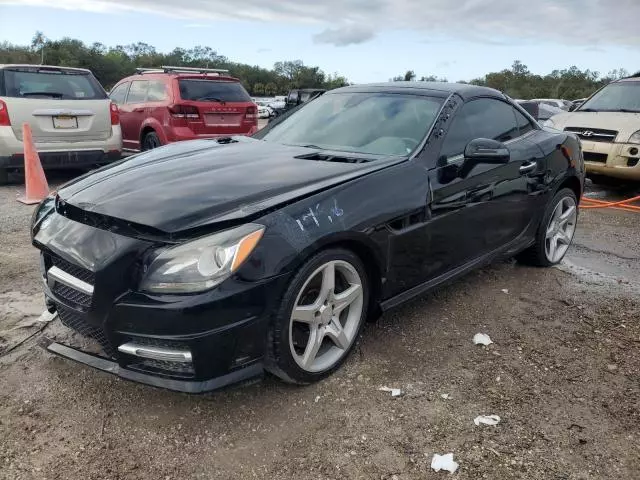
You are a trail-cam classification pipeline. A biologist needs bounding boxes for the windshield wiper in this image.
[577,108,597,112]
[610,108,640,113]
[21,91,64,98]
[196,96,226,103]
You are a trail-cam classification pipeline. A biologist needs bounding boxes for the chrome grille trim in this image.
[47,266,94,295]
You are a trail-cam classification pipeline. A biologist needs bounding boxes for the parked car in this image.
[544,73,640,182]
[256,104,271,119]
[285,88,326,109]
[32,82,584,393]
[109,66,257,152]
[516,100,564,122]
[0,64,122,183]
[570,98,587,110]
[531,98,574,111]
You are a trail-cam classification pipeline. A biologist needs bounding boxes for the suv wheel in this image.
[142,131,161,151]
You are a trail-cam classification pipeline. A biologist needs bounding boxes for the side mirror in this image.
[464,138,510,164]
[518,101,540,120]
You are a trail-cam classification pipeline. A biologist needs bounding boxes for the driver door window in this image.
[440,98,520,162]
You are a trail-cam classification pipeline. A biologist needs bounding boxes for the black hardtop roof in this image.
[331,81,505,100]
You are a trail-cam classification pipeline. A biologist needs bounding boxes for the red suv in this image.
[109,66,258,151]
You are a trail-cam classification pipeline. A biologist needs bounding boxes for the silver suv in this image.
[0,65,122,183]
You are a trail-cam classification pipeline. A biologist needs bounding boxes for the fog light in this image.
[118,342,192,363]
[629,147,639,156]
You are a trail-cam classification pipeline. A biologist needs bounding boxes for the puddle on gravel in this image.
[559,249,640,295]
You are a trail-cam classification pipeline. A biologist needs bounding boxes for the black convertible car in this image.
[31,82,584,393]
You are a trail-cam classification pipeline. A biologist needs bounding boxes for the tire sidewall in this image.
[269,248,369,384]
[143,132,160,151]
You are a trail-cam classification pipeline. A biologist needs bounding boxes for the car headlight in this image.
[629,130,640,144]
[140,224,265,294]
[30,195,55,239]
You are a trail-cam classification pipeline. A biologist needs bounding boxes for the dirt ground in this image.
[0,175,639,480]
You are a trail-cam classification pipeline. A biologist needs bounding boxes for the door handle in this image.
[519,161,537,174]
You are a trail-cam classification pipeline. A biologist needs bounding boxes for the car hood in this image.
[57,138,401,234]
[549,111,640,141]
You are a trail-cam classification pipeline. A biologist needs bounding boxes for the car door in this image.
[118,80,148,150]
[423,97,543,277]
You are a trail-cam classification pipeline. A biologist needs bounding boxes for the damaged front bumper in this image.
[39,336,263,393]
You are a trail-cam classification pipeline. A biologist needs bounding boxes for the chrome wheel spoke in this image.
[325,320,350,349]
[301,325,323,369]
[292,304,317,324]
[333,284,362,315]
[557,230,571,245]
[558,205,576,226]
[319,262,336,302]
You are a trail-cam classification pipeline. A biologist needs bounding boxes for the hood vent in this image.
[295,152,370,164]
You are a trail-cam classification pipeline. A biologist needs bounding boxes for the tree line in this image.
[394,61,635,100]
[0,32,349,95]
[1,33,635,100]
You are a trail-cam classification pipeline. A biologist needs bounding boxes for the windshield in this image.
[579,82,640,112]
[2,69,107,99]
[259,92,443,156]
[178,79,251,102]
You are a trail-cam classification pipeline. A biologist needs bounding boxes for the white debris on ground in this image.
[314,395,320,403]
[440,393,450,400]
[501,288,509,294]
[474,414,501,426]
[431,453,459,473]
[473,333,493,346]
[378,386,402,397]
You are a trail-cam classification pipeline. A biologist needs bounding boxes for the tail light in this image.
[0,100,10,126]
[245,106,257,121]
[110,102,120,125]
[169,105,200,119]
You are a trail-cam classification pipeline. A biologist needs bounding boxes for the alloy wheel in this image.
[288,260,364,373]
[545,195,577,263]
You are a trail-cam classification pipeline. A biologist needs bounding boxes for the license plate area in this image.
[52,115,78,129]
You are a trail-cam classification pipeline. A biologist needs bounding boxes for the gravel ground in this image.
[0,174,639,480]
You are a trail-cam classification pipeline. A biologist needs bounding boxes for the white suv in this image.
[0,65,122,183]
[545,75,640,183]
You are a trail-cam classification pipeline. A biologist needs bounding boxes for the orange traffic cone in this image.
[17,122,50,205]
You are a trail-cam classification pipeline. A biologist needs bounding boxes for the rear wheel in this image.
[266,249,369,384]
[517,188,578,267]
[142,131,161,151]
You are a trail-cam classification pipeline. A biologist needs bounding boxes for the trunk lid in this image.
[7,97,112,141]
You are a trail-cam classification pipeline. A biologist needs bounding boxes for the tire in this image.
[266,248,369,384]
[517,187,578,267]
[142,131,161,151]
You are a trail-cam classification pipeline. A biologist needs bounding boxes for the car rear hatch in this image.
[1,66,111,142]
[171,77,256,135]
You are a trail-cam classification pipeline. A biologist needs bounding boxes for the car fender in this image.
[139,117,168,144]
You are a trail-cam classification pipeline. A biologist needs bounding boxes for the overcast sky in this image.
[1,0,639,83]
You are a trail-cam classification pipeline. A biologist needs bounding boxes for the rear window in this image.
[1,68,107,100]
[178,79,251,102]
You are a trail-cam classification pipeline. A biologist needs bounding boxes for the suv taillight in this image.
[245,106,257,121]
[0,100,10,126]
[169,105,200,119]
[110,102,120,125]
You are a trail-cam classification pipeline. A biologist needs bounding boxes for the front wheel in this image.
[517,187,578,267]
[266,249,369,384]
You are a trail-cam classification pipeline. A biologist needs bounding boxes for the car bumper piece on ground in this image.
[582,141,640,180]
